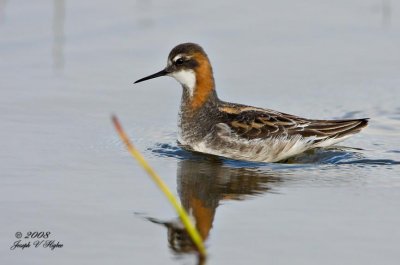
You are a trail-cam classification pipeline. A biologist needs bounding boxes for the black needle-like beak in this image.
[134,69,168,84]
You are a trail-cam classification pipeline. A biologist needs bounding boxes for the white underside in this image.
[181,131,354,163]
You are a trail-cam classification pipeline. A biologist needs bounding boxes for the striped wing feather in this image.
[220,107,368,141]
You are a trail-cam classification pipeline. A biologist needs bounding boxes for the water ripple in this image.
[149,142,400,167]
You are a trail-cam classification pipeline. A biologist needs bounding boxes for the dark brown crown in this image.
[168,43,207,61]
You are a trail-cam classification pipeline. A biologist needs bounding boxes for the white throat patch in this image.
[169,70,196,96]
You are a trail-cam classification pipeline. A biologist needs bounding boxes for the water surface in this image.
[1,1,400,264]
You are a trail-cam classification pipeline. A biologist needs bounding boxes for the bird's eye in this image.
[175,58,184,65]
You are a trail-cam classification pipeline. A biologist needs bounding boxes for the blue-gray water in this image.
[1,1,399,264]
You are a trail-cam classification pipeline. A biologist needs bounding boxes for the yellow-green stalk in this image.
[112,115,207,258]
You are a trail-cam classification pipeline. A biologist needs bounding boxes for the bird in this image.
[134,43,368,162]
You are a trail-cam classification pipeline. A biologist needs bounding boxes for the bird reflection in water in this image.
[146,157,282,259]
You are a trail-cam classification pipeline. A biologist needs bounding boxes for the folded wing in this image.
[218,104,368,143]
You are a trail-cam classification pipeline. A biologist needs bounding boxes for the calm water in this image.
[1,1,400,264]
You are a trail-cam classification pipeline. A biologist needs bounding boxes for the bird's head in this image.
[135,43,216,109]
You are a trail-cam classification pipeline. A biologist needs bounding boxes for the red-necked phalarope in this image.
[134,43,368,162]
